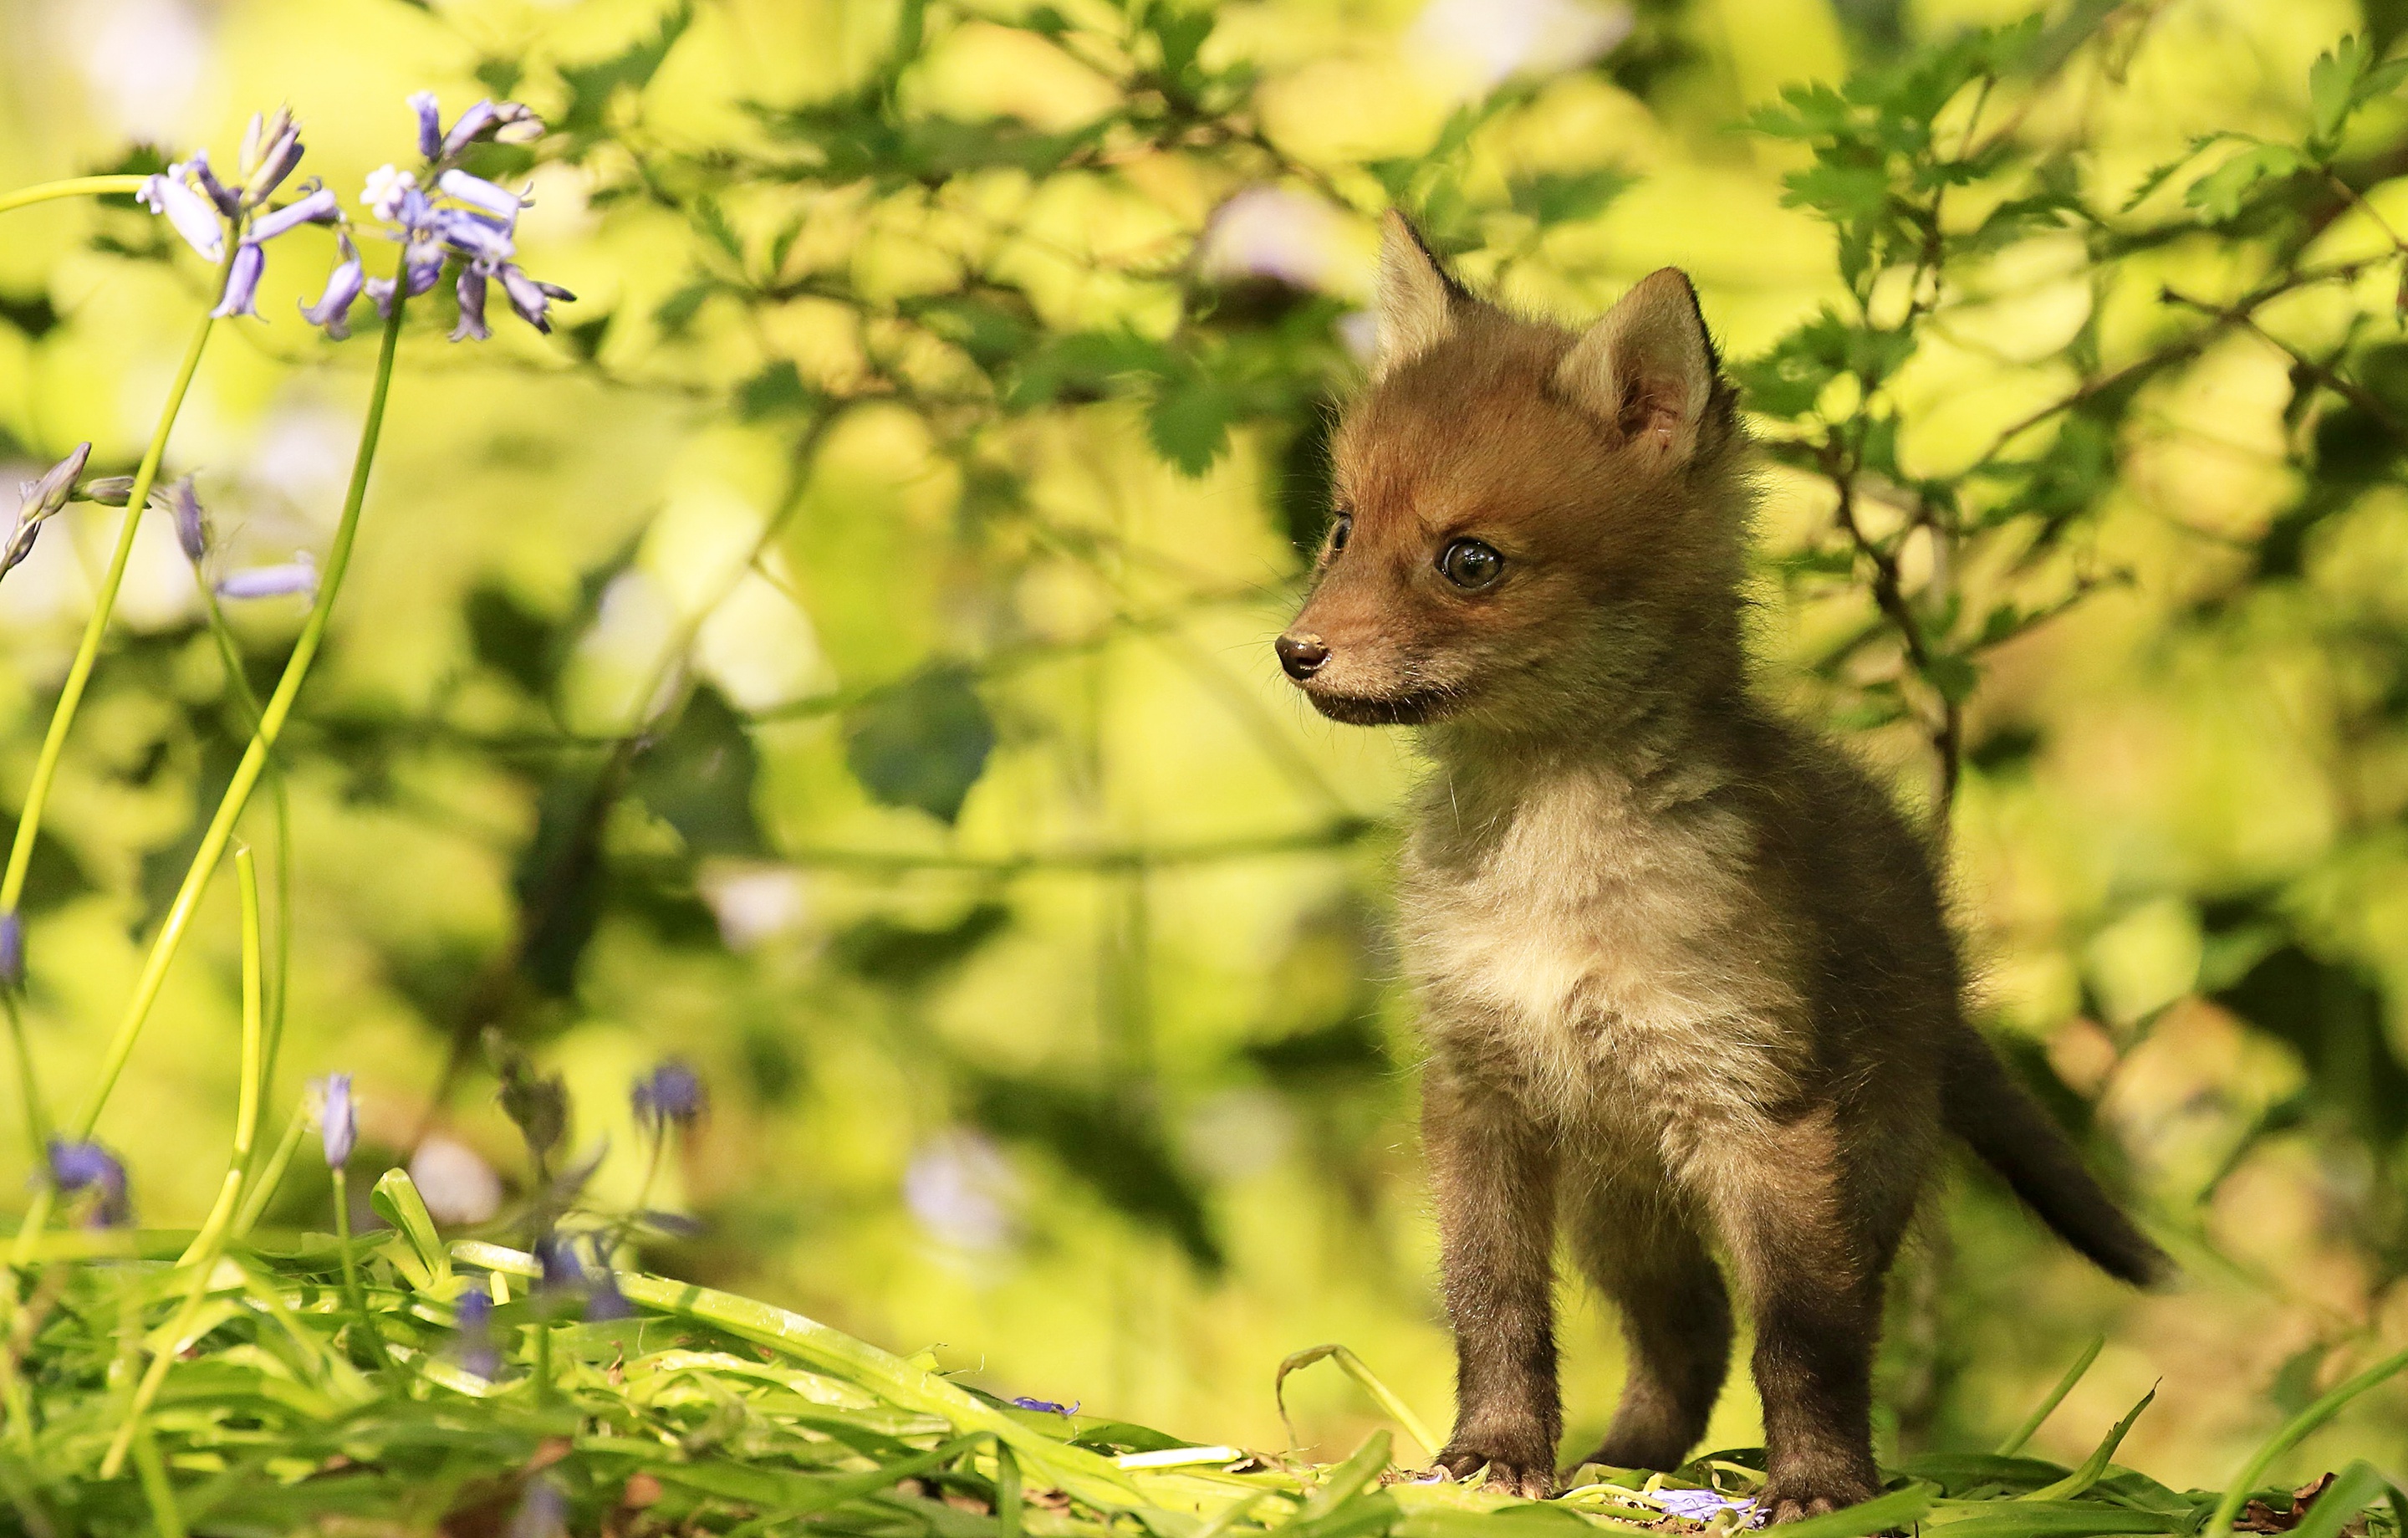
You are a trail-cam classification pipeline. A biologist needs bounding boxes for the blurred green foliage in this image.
[3,0,2408,1500]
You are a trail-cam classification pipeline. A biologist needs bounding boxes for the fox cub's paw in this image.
[1433,1433,1557,1500]
[1756,1472,1883,1526]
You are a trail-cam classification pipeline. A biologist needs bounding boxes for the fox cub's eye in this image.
[1328,514,1352,554]
[1438,538,1504,590]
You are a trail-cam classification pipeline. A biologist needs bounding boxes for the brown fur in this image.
[1277,215,2168,1517]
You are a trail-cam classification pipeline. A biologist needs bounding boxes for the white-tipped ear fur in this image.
[1555,268,1715,462]
[1373,211,1458,379]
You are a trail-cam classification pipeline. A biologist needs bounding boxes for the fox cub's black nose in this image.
[1277,633,1329,680]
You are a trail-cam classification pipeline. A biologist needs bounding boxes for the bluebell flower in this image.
[1010,1396,1080,1416]
[186,150,240,218]
[348,94,569,343]
[1650,1489,1757,1525]
[137,166,226,261]
[237,107,303,207]
[318,1073,355,1167]
[302,233,366,340]
[0,912,23,992]
[246,186,338,243]
[46,1137,130,1227]
[451,266,491,344]
[211,242,266,319]
[217,552,317,601]
[408,91,443,161]
[631,1061,705,1134]
[534,1231,585,1294]
[581,1237,634,1322]
[509,1476,568,1538]
[453,1288,500,1379]
[497,265,575,335]
[154,475,209,563]
[3,443,93,580]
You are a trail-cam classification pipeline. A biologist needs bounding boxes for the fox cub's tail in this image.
[1940,1023,2172,1287]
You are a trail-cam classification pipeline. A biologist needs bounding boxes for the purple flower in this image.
[188,150,240,218]
[438,100,499,161]
[319,1073,355,1167]
[3,443,93,580]
[247,186,338,243]
[154,475,209,563]
[212,242,266,319]
[581,1238,634,1322]
[302,233,365,339]
[409,91,443,161]
[534,1231,584,1294]
[497,265,574,335]
[21,443,90,522]
[453,1288,500,1379]
[437,210,513,266]
[509,1477,567,1538]
[0,912,22,991]
[1650,1489,1757,1524]
[136,166,225,261]
[631,1061,705,1134]
[436,170,523,227]
[451,265,491,344]
[217,553,317,600]
[46,1137,130,1227]
[238,107,303,207]
[1010,1396,1079,1416]
[76,475,135,508]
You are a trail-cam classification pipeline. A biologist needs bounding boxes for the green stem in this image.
[533,1315,554,1408]
[56,264,409,1148]
[330,1168,387,1375]
[0,176,149,218]
[2206,1346,2408,1536]
[176,848,265,1265]
[101,850,268,1479]
[231,1106,309,1239]
[0,290,222,920]
[194,590,293,1189]
[3,257,231,1270]
[2,994,44,1169]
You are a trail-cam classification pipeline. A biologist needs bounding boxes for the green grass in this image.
[0,1174,2402,1538]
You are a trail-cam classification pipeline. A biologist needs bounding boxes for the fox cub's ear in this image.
[1556,268,1716,463]
[1372,211,1463,380]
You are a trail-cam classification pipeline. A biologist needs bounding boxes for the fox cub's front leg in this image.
[1424,1065,1561,1498]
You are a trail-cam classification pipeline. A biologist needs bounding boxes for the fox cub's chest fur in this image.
[1395,762,1806,1135]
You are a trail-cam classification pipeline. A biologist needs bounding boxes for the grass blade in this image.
[2206,1346,2408,1537]
[1998,1336,2105,1457]
[2287,1461,2395,1538]
[1759,1484,1933,1538]
[2020,1387,2154,1501]
[1276,1344,1439,1458]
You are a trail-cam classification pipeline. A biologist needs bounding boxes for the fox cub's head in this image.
[1278,213,1748,737]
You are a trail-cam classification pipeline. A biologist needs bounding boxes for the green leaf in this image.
[633,685,767,856]
[1146,371,1238,476]
[1993,1338,2109,1454]
[2309,36,2370,147]
[842,665,997,824]
[368,1169,451,1295]
[1932,1500,2185,1538]
[1275,1346,1439,1457]
[2205,1346,2408,1538]
[1506,168,1634,226]
[557,1,695,139]
[2019,1387,2152,1500]
[1768,1484,1934,1538]
[2184,142,2304,222]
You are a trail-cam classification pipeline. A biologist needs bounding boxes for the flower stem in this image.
[330,1168,389,1376]
[0,293,221,920]
[231,1104,309,1238]
[99,849,268,1479]
[0,175,150,218]
[194,590,293,1187]
[54,263,409,1155]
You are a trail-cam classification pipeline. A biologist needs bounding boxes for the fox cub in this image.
[1275,214,2166,1520]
